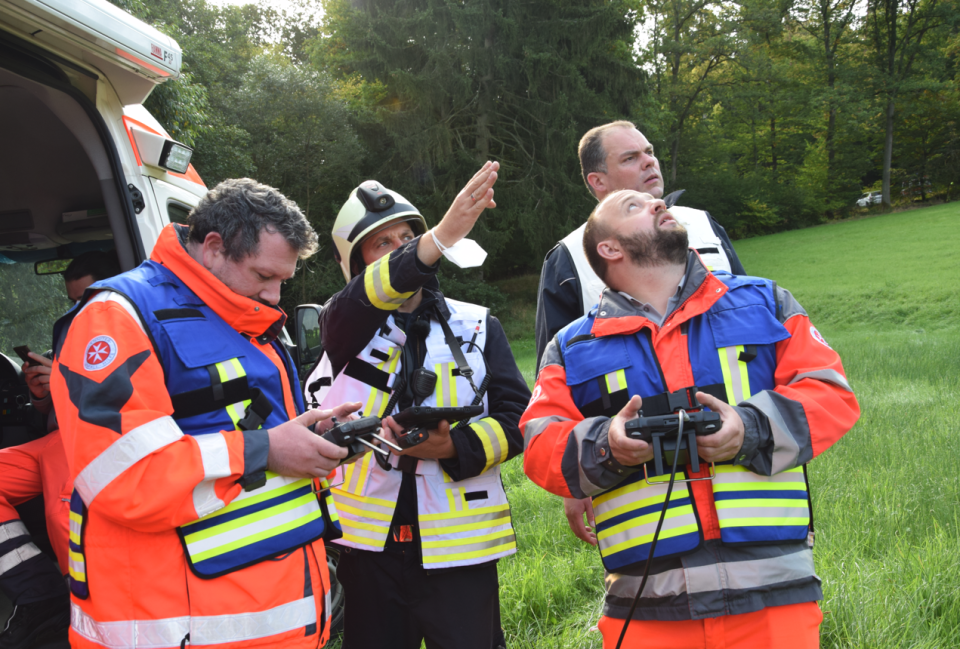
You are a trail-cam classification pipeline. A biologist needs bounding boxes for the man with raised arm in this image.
[305,163,529,649]
[522,189,859,648]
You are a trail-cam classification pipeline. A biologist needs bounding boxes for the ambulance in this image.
[0,0,204,636]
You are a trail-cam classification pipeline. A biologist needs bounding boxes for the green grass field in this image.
[331,203,960,648]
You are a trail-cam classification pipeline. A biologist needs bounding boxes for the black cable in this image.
[614,411,687,649]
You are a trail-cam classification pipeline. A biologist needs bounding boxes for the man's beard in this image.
[617,225,689,268]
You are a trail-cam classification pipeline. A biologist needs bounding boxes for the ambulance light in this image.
[159,141,193,174]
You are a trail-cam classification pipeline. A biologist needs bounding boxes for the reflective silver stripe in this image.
[0,521,28,543]
[191,596,316,644]
[570,419,605,497]
[78,292,146,335]
[789,369,852,392]
[75,416,184,504]
[606,547,817,599]
[192,433,232,518]
[607,564,687,599]
[522,415,565,448]
[419,508,511,531]
[422,531,516,557]
[743,392,801,474]
[70,596,317,648]
[366,255,411,310]
[686,548,816,593]
[72,602,188,649]
[69,555,86,579]
[0,543,41,576]
[69,517,82,538]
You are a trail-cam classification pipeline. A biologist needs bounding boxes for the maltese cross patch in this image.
[84,335,118,371]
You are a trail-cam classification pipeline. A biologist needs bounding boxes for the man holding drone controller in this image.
[304,162,530,649]
[520,189,860,648]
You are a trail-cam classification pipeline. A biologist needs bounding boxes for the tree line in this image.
[112,0,959,315]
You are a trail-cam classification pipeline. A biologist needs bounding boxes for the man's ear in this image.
[597,238,622,263]
[200,232,226,270]
[587,172,607,197]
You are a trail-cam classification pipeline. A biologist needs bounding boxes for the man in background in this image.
[535,121,746,545]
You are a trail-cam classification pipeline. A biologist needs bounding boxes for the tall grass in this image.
[329,203,960,648]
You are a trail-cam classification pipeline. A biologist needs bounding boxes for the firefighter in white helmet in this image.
[304,162,529,649]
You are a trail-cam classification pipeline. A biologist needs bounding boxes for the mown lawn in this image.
[332,202,960,648]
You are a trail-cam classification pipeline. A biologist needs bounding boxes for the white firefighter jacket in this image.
[307,298,518,570]
[560,205,734,316]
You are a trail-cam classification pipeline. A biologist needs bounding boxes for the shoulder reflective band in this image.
[364,251,415,311]
[719,345,752,404]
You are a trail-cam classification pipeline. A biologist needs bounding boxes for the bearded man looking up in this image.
[521,189,860,649]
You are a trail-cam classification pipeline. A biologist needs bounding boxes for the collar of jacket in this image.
[663,189,685,208]
[150,223,287,343]
[590,250,727,338]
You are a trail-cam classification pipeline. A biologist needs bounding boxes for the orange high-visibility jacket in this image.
[51,225,333,649]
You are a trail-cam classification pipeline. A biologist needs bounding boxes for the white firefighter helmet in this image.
[331,181,427,281]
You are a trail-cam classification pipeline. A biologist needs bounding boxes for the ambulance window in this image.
[168,201,191,224]
[0,261,69,358]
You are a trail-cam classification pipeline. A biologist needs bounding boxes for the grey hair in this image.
[578,120,636,198]
[187,178,319,260]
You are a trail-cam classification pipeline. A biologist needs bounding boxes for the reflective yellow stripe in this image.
[421,528,515,550]
[605,369,627,393]
[340,519,389,534]
[594,484,691,525]
[718,516,810,528]
[715,498,808,510]
[473,417,507,473]
[331,485,396,510]
[713,481,805,493]
[420,503,507,522]
[593,472,688,509]
[597,504,696,541]
[215,358,250,428]
[184,493,316,543]
[342,532,387,547]
[192,477,310,522]
[601,520,700,554]
[364,251,415,310]
[434,362,458,407]
[334,501,394,522]
[422,540,517,564]
[189,507,324,562]
[718,346,751,404]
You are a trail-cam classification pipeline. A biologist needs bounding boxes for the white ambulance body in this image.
[0,0,206,269]
[0,0,207,623]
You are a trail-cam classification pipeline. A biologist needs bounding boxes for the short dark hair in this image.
[578,121,637,198]
[187,178,318,261]
[582,202,612,282]
[64,250,120,282]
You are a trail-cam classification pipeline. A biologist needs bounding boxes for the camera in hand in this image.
[391,405,484,450]
[624,411,721,478]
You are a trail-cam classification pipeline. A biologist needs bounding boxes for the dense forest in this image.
[112,0,959,314]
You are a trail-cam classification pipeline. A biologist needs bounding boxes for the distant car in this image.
[856,191,882,207]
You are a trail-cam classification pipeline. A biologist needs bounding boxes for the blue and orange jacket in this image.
[51,224,334,649]
[521,252,860,621]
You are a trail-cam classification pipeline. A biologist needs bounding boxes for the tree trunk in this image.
[882,96,895,207]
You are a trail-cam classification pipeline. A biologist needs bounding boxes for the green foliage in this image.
[0,263,69,357]
[313,0,644,275]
